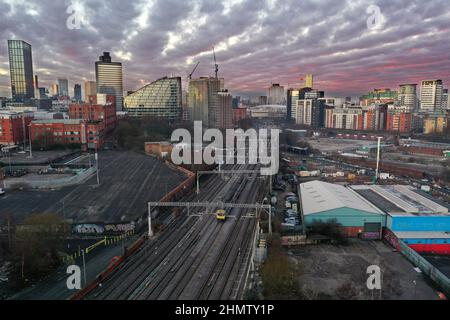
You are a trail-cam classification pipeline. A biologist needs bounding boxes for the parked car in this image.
[0,188,5,196]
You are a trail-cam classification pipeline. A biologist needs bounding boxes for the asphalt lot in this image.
[289,240,440,300]
[0,151,187,223]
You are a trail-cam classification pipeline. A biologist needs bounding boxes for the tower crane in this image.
[188,62,200,80]
[213,47,219,79]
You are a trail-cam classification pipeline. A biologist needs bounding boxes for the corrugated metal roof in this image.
[299,181,384,216]
[351,185,449,216]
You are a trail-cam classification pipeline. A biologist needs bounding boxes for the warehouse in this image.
[299,181,385,238]
[352,184,450,254]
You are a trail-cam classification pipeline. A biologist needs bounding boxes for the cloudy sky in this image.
[0,0,449,99]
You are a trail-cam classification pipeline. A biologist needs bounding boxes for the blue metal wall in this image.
[389,216,450,232]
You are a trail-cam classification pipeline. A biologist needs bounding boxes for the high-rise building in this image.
[292,99,325,128]
[189,77,221,128]
[74,84,82,101]
[84,81,96,101]
[217,90,233,130]
[51,84,59,97]
[268,84,285,105]
[360,89,397,107]
[7,40,34,102]
[34,75,39,98]
[325,106,363,130]
[420,80,443,112]
[258,96,268,105]
[304,74,314,88]
[442,89,448,110]
[398,84,417,110]
[38,88,47,99]
[386,105,413,133]
[95,52,123,111]
[58,78,69,96]
[286,89,299,121]
[124,77,182,119]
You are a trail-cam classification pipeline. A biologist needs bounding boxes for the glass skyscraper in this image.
[58,78,69,96]
[95,52,123,111]
[7,40,34,102]
[124,77,182,119]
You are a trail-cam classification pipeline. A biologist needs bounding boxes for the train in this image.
[215,209,226,221]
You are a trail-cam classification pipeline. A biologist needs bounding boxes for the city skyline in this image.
[0,0,450,98]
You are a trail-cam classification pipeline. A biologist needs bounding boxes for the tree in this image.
[9,213,69,288]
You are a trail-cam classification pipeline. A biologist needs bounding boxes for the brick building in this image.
[0,110,34,146]
[68,94,117,133]
[386,105,413,133]
[30,119,104,150]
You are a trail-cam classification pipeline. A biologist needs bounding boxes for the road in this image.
[85,164,264,300]
[9,236,138,300]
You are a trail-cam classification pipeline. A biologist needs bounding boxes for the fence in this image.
[399,240,450,296]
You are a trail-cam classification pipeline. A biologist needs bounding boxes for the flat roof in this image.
[351,185,449,216]
[32,119,83,124]
[395,231,450,239]
[299,181,384,216]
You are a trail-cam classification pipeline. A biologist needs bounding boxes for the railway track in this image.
[86,163,262,300]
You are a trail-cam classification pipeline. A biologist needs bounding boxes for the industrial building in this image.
[299,181,386,238]
[299,181,450,253]
[352,184,450,254]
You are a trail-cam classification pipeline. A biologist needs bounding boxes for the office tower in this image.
[189,77,221,128]
[84,81,97,101]
[7,40,34,102]
[420,80,443,112]
[58,78,69,96]
[51,84,59,97]
[95,52,123,111]
[34,75,39,98]
[74,84,82,101]
[304,74,314,88]
[286,89,299,121]
[217,90,233,129]
[268,84,285,105]
[124,77,182,119]
[398,84,417,110]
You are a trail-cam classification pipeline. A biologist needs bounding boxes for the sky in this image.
[0,0,449,99]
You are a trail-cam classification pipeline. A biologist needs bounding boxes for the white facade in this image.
[398,84,417,110]
[420,80,443,112]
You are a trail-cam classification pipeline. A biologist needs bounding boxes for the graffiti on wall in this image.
[72,222,135,235]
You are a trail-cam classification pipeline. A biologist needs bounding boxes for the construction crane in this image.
[188,62,200,80]
[213,47,219,79]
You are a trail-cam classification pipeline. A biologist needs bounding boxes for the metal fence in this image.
[399,240,450,295]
